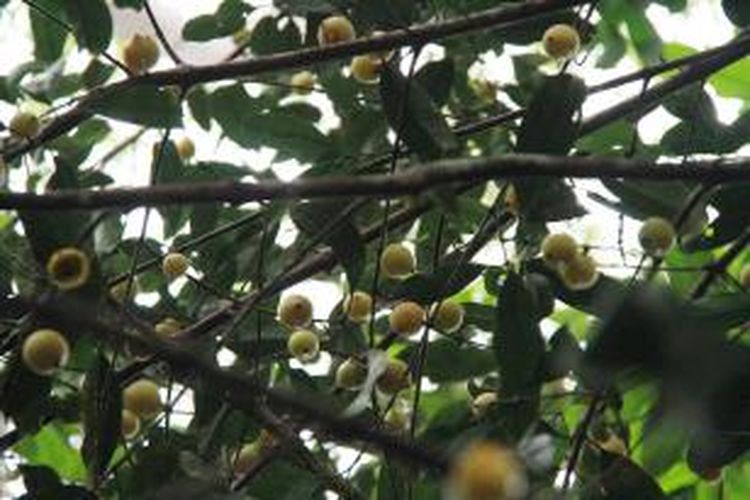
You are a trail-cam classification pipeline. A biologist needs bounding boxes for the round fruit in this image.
[290,71,316,95]
[350,55,382,84]
[344,291,373,323]
[380,243,416,279]
[335,358,368,390]
[121,409,141,440]
[123,379,162,419]
[471,392,498,418]
[469,78,497,103]
[154,317,182,338]
[122,34,160,74]
[278,294,313,328]
[541,233,578,269]
[430,300,464,334]
[162,252,189,279]
[384,404,410,432]
[740,264,750,288]
[176,137,195,160]
[559,254,599,291]
[447,441,528,500]
[542,23,581,60]
[109,280,138,303]
[317,15,356,47]
[639,217,675,257]
[376,358,411,394]
[46,247,91,291]
[598,434,627,456]
[22,329,70,376]
[287,329,320,363]
[389,301,425,336]
[232,442,261,476]
[9,112,40,139]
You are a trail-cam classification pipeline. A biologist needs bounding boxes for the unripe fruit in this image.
[344,291,373,323]
[541,233,578,269]
[46,247,91,291]
[176,137,195,160]
[109,280,138,303]
[317,16,356,47]
[384,404,410,432]
[123,379,161,419]
[287,329,320,363]
[447,441,528,500]
[471,391,498,418]
[389,301,425,336]
[278,294,313,328]
[121,409,141,440]
[335,358,368,390]
[350,55,382,84]
[598,434,627,456]
[290,71,316,95]
[232,442,261,476]
[469,78,497,103]
[542,24,581,60]
[376,358,411,394]
[122,34,160,74]
[22,329,70,376]
[639,217,675,257]
[9,112,40,139]
[162,252,189,279]
[740,264,750,288]
[154,317,182,339]
[380,243,416,279]
[559,253,599,291]
[430,300,464,333]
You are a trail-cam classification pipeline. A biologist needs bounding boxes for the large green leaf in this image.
[15,424,87,482]
[87,85,182,127]
[723,0,750,27]
[29,0,68,63]
[182,0,252,42]
[63,0,112,53]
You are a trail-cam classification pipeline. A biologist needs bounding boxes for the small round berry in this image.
[541,233,578,269]
[740,264,750,288]
[384,404,410,432]
[542,24,581,60]
[350,55,382,84]
[344,291,373,323]
[430,300,464,334]
[317,16,356,47]
[122,34,160,74]
[471,392,498,418]
[123,379,161,419]
[469,78,497,103]
[176,137,195,160]
[559,253,599,291]
[389,301,425,336]
[162,252,189,279]
[598,434,627,456]
[278,294,313,328]
[154,317,182,339]
[446,441,528,500]
[287,329,320,363]
[335,358,368,390]
[232,442,261,476]
[639,217,675,257]
[121,409,141,440]
[22,329,70,376]
[9,112,40,139]
[290,71,316,95]
[376,358,411,394]
[109,280,138,303]
[46,247,91,291]
[380,243,416,279]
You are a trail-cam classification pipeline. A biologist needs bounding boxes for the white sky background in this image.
[0,0,742,496]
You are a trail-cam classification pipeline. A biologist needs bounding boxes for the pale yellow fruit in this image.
[471,392,498,418]
[121,409,141,440]
[469,78,497,103]
[232,442,261,476]
[335,358,368,390]
[389,301,425,336]
[350,55,382,84]
[384,404,410,432]
[278,294,313,328]
[380,243,416,279]
[376,358,411,394]
[154,317,182,339]
[176,137,195,160]
[542,24,581,60]
[447,441,528,500]
[344,291,373,323]
[123,379,161,419]
[287,329,320,363]
[162,252,189,279]
[541,233,578,268]
[639,217,675,257]
[317,16,356,46]
[109,280,138,303]
[46,247,91,291]
[598,434,627,456]
[9,112,40,139]
[503,183,519,215]
[430,300,464,333]
[290,71,316,95]
[559,253,599,291]
[22,329,70,376]
[122,34,160,74]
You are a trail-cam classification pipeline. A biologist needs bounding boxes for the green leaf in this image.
[249,16,302,55]
[723,0,750,27]
[29,0,68,63]
[182,0,251,41]
[187,86,212,131]
[381,254,483,304]
[19,465,96,500]
[414,59,454,107]
[87,85,182,127]
[114,0,143,9]
[407,338,496,382]
[63,0,112,54]
[15,424,88,482]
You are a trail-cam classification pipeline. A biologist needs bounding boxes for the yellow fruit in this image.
[21,329,70,376]
[122,34,160,74]
[176,137,195,160]
[335,358,368,390]
[121,409,141,440]
[350,55,383,84]
[541,233,578,269]
[287,329,320,363]
[389,301,425,336]
[740,264,750,288]
[232,442,261,476]
[639,217,675,257]
[376,358,411,394]
[471,392,498,418]
[123,379,162,419]
[384,404,410,432]
[503,183,519,215]
[109,280,138,303]
[46,247,91,291]
[598,434,627,456]
[559,253,599,291]
[278,294,313,328]
[344,291,373,323]
[380,243,416,279]
[447,441,528,500]
[542,24,581,60]
[317,16,356,46]
[154,317,182,339]
[469,78,497,103]
[430,300,464,333]
[290,71,316,95]
[162,252,189,279]
[9,112,40,139]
